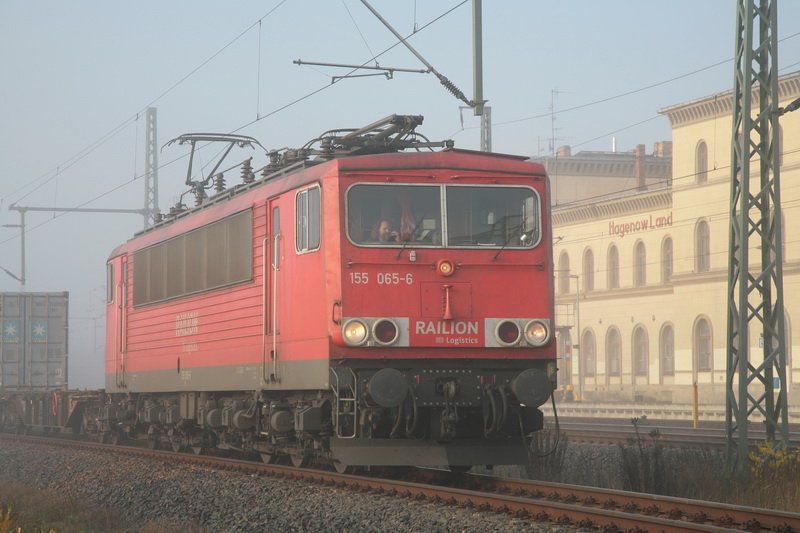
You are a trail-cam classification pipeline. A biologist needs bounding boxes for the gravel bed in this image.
[0,439,576,533]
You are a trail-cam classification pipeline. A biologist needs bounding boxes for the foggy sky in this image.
[1,1,799,387]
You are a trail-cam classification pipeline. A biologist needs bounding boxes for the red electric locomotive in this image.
[102,115,556,471]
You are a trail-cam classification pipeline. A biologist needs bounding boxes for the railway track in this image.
[1,432,798,532]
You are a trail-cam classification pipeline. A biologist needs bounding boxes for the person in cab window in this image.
[371,218,398,243]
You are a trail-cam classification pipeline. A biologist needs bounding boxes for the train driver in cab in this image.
[371,218,399,243]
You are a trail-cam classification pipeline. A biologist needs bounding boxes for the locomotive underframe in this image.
[327,359,550,466]
[0,359,552,470]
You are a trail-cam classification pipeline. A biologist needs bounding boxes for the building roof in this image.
[658,70,800,127]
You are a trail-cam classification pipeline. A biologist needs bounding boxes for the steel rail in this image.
[2,433,798,532]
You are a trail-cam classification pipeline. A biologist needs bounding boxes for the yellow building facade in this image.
[550,71,800,407]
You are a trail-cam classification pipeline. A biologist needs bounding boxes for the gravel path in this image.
[0,439,576,533]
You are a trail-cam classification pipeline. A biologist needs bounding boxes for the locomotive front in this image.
[328,150,556,469]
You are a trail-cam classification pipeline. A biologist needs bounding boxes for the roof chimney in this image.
[634,144,646,191]
[653,141,673,158]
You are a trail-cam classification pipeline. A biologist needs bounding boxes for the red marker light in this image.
[496,320,521,346]
[373,319,399,345]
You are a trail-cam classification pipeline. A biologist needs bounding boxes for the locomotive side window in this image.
[296,185,321,253]
[346,183,540,249]
[347,184,441,246]
[272,207,280,269]
[446,186,539,248]
[133,209,253,306]
[106,262,114,303]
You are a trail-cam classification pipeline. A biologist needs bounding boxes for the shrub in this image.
[747,441,800,510]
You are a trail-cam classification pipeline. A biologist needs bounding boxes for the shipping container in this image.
[0,292,68,390]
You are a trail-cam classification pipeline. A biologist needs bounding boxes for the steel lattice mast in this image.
[144,107,160,228]
[726,0,789,469]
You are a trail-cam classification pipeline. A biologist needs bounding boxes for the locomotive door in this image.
[264,198,284,383]
[115,258,128,388]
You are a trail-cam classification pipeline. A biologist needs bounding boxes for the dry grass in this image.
[525,416,800,513]
[525,423,568,481]
[0,484,203,533]
[0,483,121,533]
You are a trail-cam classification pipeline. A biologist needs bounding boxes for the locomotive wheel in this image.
[110,433,121,446]
[192,446,205,456]
[147,439,159,450]
[332,460,357,474]
[289,451,309,468]
[260,452,279,464]
[171,441,183,453]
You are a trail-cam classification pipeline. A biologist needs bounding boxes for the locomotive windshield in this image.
[346,183,540,248]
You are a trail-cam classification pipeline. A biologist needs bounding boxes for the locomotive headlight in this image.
[372,318,399,346]
[342,319,369,346]
[495,320,521,346]
[436,259,455,277]
[524,320,550,346]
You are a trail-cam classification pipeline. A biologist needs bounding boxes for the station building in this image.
[544,71,800,408]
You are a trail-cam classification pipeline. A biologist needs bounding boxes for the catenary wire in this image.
[5,8,799,249]
[0,1,467,246]
[3,1,289,207]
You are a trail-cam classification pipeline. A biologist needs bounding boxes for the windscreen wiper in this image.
[492,226,529,261]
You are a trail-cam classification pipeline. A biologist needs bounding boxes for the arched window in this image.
[766,313,793,372]
[608,245,620,289]
[557,330,572,386]
[558,252,570,294]
[582,330,596,377]
[662,237,673,283]
[771,210,787,263]
[696,140,708,184]
[782,211,786,262]
[607,328,621,377]
[633,326,648,376]
[583,249,594,292]
[786,313,792,371]
[634,241,646,287]
[695,220,710,272]
[694,318,713,371]
[660,325,675,376]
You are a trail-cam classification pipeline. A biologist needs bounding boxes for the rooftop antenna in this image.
[549,89,566,155]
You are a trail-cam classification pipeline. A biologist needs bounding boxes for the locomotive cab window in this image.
[346,183,540,248]
[347,184,441,246]
[446,186,539,248]
[296,185,321,253]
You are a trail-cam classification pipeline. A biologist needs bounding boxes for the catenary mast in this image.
[725,0,789,470]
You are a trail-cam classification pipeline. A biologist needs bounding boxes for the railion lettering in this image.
[414,320,479,336]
